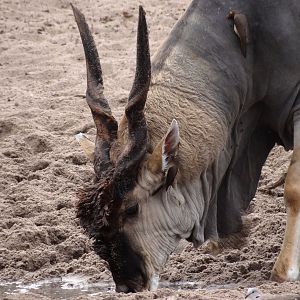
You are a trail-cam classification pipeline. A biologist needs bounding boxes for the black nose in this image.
[116,284,138,293]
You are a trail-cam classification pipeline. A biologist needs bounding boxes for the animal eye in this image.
[125,204,139,217]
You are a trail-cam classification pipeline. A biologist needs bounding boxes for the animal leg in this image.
[271,116,300,281]
[217,125,276,236]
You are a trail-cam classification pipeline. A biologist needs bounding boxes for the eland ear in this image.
[75,133,95,162]
[162,119,180,171]
[147,119,180,189]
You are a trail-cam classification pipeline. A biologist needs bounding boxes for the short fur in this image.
[73,0,300,292]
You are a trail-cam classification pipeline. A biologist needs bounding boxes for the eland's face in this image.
[106,183,184,292]
[77,135,183,292]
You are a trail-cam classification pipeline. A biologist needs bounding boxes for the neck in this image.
[164,134,235,247]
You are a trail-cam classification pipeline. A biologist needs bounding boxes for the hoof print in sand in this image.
[66,153,88,165]
[25,135,52,154]
[2,150,19,158]
[0,119,17,139]
[30,160,50,172]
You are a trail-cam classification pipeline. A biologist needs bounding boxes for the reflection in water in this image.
[0,276,237,298]
[0,276,114,299]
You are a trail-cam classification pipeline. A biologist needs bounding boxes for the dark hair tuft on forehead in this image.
[76,167,116,239]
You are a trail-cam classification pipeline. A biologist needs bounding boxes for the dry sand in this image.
[0,0,300,299]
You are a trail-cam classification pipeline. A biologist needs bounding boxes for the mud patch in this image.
[0,276,240,300]
[0,276,114,300]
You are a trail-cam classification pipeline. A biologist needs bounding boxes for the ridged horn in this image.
[71,4,118,178]
[113,6,151,197]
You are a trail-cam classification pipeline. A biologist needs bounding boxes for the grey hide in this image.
[149,0,300,239]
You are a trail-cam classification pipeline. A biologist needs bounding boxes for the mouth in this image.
[115,284,137,293]
[115,274,160,293]
[149,273,160,291]
[115,283,145,293]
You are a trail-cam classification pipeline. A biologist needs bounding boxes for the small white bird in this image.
[245,287,300,300]
[245,288,261,299]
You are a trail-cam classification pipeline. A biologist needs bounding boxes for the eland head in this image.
[72,5,186,293]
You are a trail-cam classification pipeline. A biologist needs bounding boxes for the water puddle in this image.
[0,276,238,299]
[160,281,237,291]
[160,280,204,290]
[0,276,114,299]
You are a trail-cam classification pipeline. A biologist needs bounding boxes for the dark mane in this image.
[76,168,116,239]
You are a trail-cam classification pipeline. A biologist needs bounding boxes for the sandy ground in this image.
[1,0,300,299]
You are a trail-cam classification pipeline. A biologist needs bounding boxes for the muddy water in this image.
[0,276,238,299]
[0,276,114,299]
